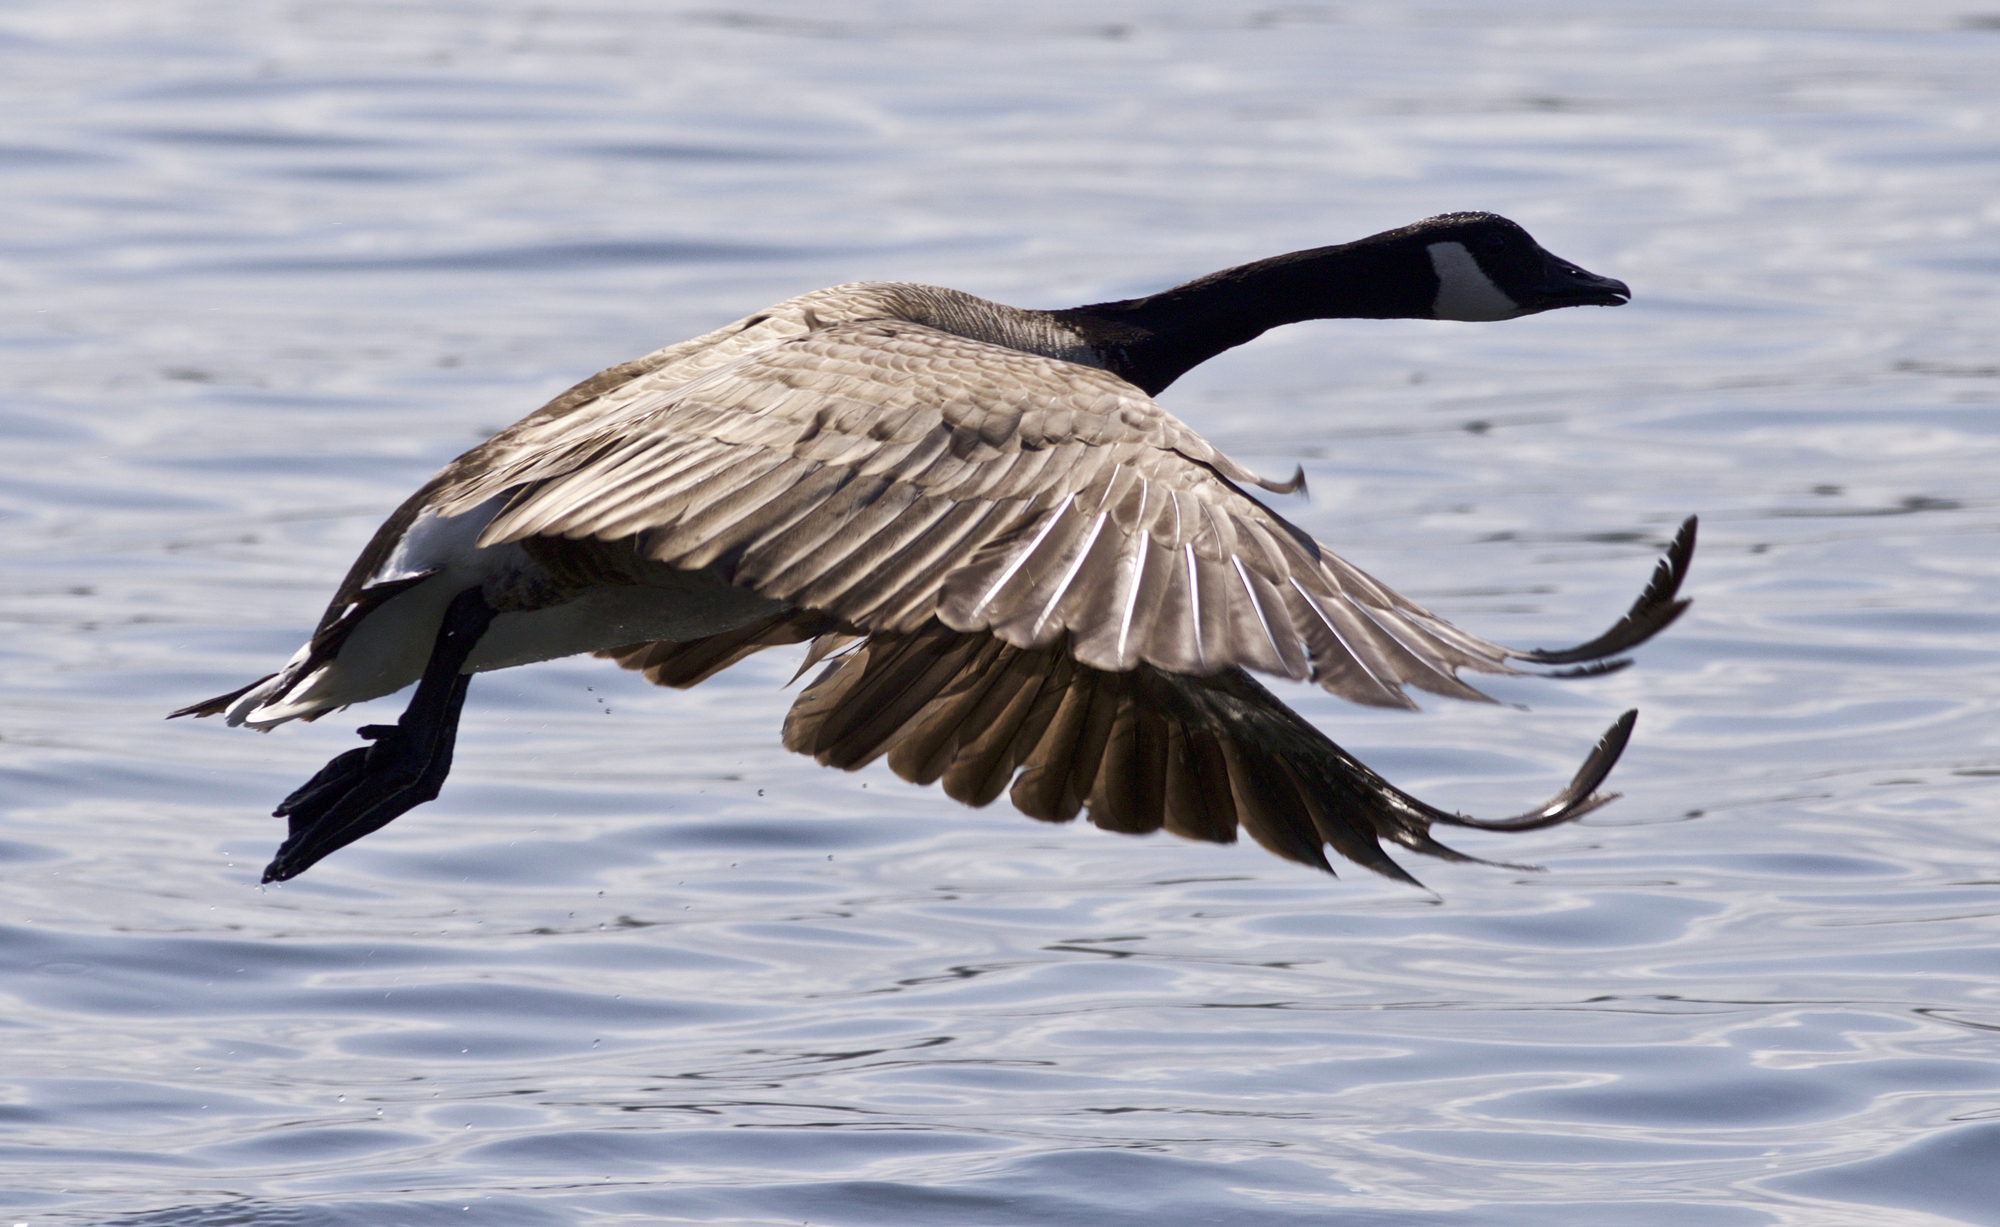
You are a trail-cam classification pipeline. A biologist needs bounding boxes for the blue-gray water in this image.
[4,2,2000,1223]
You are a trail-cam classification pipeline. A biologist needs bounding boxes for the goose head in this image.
[1405,212,1631,321]
[1054,212,1631,393]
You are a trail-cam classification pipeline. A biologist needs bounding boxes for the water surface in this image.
[4,2,2000,1223]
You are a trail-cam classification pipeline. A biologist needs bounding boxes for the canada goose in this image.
[175,212,1693,886]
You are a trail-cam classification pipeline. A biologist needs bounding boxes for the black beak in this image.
[1520,248,1631,310]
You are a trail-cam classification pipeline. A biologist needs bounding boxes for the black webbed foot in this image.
[262,587,495,883]
[265,724,452,882]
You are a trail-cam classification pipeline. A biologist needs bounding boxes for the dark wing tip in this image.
[1434,709,1636,833]
[1517,516,1696,668]
[1255,465,1308,496]
[1539,658,1631,681]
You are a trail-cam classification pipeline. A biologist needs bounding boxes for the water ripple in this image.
[6,1,2000,1224]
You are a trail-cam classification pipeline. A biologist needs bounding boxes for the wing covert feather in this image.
[428,315,1665,704]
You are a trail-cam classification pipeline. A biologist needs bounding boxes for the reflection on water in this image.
[4,2,2000,1224]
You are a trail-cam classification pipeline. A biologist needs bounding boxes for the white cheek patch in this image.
[1428,241,1525,321]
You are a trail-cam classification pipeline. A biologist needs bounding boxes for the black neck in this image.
[1051,233,1432,396]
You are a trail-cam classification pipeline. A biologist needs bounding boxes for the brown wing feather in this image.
[595,610,839,689]
[776,620,1634,885]
[412,305,1688,709]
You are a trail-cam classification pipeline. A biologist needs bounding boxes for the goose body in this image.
[177,212,1692,885]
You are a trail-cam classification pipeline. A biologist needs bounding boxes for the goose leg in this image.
[262,586,496,883]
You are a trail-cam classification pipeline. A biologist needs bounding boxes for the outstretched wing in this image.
[437,317,1684,708]
[606,618,1634,885]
